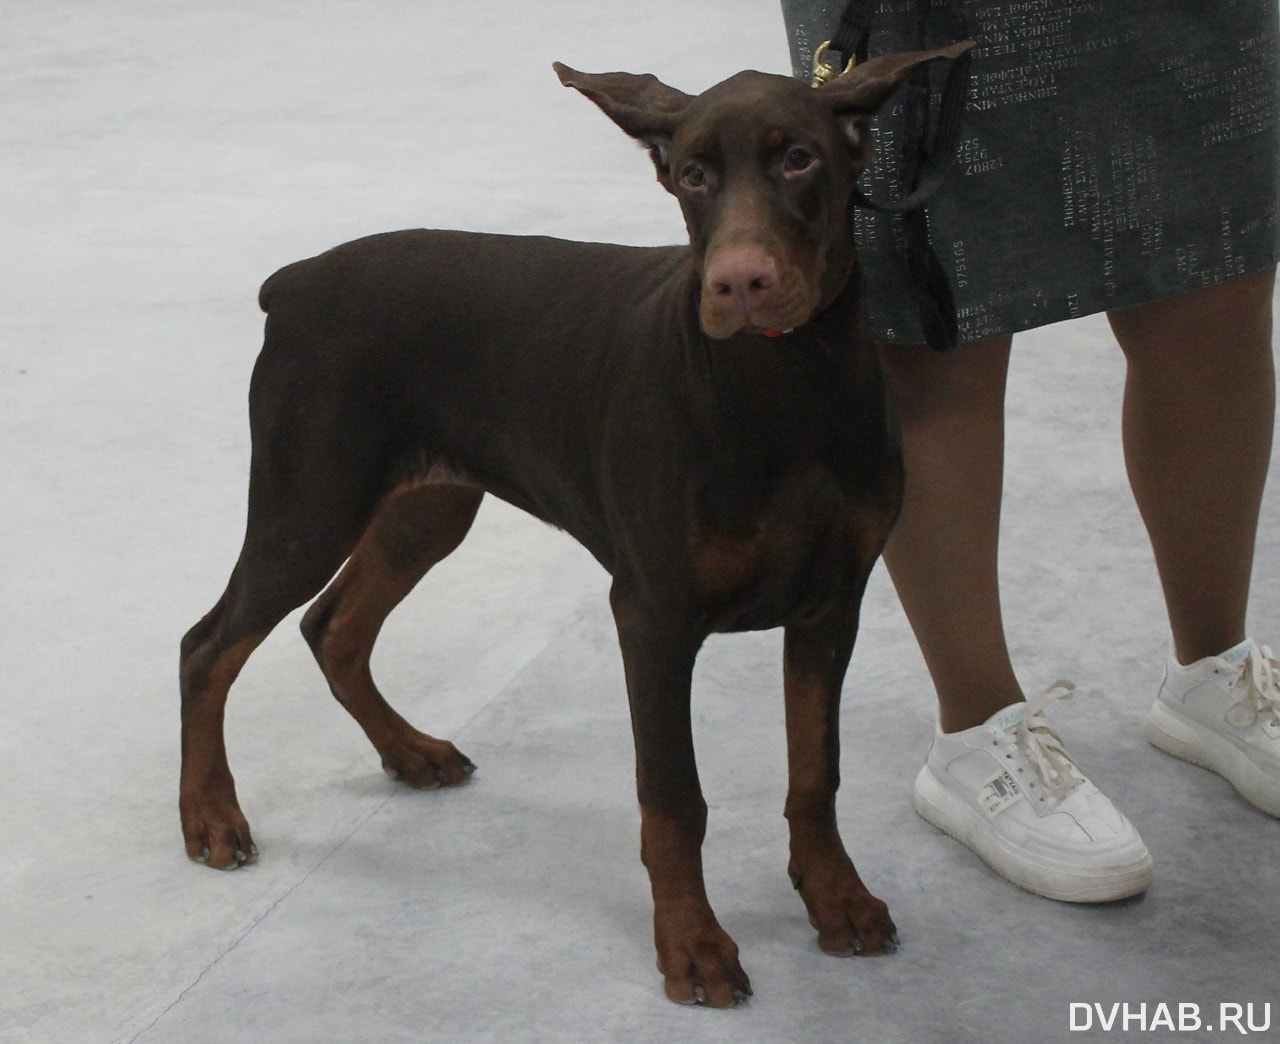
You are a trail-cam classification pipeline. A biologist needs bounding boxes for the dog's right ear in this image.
[554,62,692,190]
[817,41,973,166]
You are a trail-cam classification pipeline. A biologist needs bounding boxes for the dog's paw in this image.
[181,803,258,870]
[653,899,753,1007]
[810,893,898,957]
[381,731,475,790]
[789,859,897,957]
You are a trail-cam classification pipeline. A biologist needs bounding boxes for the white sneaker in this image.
[1145,639,1280,817]
[913,682,1154,902]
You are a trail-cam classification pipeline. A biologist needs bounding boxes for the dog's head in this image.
[556,46,969,340]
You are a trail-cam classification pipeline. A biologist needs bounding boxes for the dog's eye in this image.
[680,163,707,189]
[783,147,816,174]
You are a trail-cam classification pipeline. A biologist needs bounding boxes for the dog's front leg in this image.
[610,583,751,1007]
[783,612,898,957]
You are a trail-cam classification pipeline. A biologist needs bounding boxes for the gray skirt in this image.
[781,0,1280,344]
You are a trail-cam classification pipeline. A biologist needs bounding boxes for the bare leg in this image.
[878,336,1023,731]
[1107,267,1277,664]
[889,337,1154,901]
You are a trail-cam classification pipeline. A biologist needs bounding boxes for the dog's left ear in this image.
[554,62,693,190]
[817,41,973,165]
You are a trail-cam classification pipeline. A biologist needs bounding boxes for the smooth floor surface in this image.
[2,3,1277,1042]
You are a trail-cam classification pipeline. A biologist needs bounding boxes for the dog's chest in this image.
[690,455,895,633]
[679,347,901,632]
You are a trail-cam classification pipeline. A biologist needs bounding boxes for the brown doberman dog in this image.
[179,44,969,1006]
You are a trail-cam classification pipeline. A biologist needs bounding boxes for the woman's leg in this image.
[1107,268,1277,665]
[883,335,1153,901]
[878,336,1023,731]
[1111,268,1280,819]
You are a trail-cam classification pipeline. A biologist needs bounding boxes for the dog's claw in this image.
[679,983,750,1007]
[196,844,257,870]
[435,761,477,785]
[828,930,898,957]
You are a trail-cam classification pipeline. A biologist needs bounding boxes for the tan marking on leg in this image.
[640,804,751,1006]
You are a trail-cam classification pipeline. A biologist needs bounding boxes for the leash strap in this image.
[825,0,877,76]
[817,0,971,350]
[843,0,971,215]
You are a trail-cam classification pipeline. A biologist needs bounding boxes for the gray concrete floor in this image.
[2,2,1277,1042]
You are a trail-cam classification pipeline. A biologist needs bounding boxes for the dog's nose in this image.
[705,246,779,305]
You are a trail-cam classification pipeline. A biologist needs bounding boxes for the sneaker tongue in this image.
[985,703,1027,734]
[1218,639,1257,666]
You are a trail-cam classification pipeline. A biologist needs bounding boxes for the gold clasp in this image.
[810,40,856,88]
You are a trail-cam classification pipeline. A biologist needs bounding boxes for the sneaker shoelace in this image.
[1224,644,1280,730]
[1014,681,1087,798]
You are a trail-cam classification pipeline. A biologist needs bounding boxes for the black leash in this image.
[812,0,972,350]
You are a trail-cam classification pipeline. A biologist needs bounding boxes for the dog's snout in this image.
[706,246,779,304]
[698,239,818,339]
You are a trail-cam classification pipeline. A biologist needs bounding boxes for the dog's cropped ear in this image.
[817,41,973,165]
[554,62,693,189]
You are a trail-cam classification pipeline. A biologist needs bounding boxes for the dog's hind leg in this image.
[300,481,484,789]
[180,504,370,869]
[179,592,268,868]
[179,387,400,868]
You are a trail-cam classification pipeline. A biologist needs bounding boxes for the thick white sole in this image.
[913,765,1154,903]
[1145,699,1280,818]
